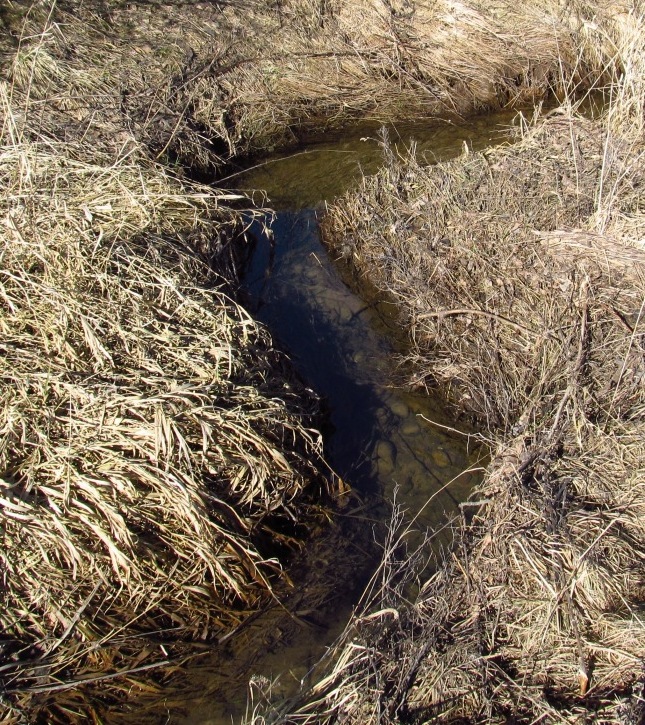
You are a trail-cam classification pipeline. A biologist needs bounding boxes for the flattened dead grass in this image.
[300,8,645,724]
[0,62,331,723]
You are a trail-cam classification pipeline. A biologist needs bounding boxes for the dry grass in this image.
[1,0,623,171]
[326,111,644,433]
[210,0,617,153]
[0,41,333,724]
[284,4,645,724]
[1,0,643,721]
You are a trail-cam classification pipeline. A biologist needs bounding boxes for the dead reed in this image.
[206,0,617,155]
[291,6,645,724]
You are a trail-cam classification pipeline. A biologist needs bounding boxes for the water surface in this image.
[233,113,520,208]
[241,210,480,521]
[181,112,527,723]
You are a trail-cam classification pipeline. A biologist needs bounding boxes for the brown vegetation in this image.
[0,20,334,724]
[296,10,645,723]
[0,0,621,170]
[1,0,642,721]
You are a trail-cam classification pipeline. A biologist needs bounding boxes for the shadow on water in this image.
[239,209,481,531]
[242,210,397,492]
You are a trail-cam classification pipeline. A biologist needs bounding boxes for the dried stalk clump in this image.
[0,69,331,724]
[209,0,616,154]
[295,10,645,725]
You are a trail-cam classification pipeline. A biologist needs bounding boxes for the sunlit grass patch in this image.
[0,60,331,720]
[298,5,645,722]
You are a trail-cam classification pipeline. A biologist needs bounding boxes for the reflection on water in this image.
[234,112,522,208]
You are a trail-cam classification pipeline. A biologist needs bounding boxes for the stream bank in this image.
[0,0,639,722]
[281,104,645,725]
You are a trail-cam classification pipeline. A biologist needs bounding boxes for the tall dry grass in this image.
[0,28,333,724]
[1,0,623,171]
[272,3,645,723]
[208,0,618,153]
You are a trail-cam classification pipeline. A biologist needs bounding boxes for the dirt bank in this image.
[0,0,639,721]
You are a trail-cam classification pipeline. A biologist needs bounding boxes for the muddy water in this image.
[182,113,527,723]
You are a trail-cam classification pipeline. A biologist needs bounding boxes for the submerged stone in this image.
[389,400,409,418]
[376,440,397,474]
[432,448,451,468]
[401,418,421,436]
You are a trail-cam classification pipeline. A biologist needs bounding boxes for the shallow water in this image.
[178,96,614,722]
[181,111,535,723]
[230,111,523,209]
[240,210,480,520]
[234,112,520,518]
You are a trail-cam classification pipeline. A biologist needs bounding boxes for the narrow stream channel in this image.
[240,209,480,522]
[180,110,530,723]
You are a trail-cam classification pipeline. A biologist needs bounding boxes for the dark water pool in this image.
[240,209,481,519]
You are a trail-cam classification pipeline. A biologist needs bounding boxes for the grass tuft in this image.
[0,32,331,722]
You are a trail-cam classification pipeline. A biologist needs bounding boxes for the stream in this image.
[181,110,534,723]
